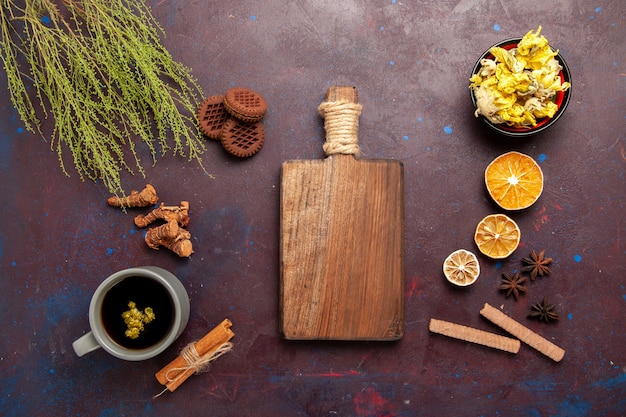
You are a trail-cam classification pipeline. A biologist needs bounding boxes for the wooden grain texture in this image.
[280,86,404,341]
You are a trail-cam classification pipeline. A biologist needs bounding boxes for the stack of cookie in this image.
[197,87,267,157]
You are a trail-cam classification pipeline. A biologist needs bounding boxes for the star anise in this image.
[528,297,559,322]
[522,249,552,280]
[498,271,527,300]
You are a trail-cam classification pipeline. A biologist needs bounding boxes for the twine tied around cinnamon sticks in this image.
[154,319,234,398]
[318,100,362,156]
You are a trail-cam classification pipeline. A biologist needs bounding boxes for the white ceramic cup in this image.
[72,266,190,361]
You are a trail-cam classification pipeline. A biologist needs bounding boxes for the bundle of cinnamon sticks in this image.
[155,319,235,393]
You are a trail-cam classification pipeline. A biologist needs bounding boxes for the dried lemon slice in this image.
[443,249,481,286]
[485,151,544,210]
[474,214,521,259]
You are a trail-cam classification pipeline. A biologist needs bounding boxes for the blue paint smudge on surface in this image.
[0,132,14,169]
[538,153,547,163]
[106,248,114,255]
[44,287,83,327]
[40,15,51,25]
[595,6,602,12]
[443,126,453,134]
[591,372,626,389]
[568,313,573,320]
[574,254,582,262]
[0,374,21,417]
[99,409,119,417]
[17,127,23,133]
[556,395,592,417]
[403,135,409,141]
[418,117,423,122]
[389,60,395,66]
[493,23,501,32]
[524,378,557,393]
[250,15,257,21]
[495,261,502,269]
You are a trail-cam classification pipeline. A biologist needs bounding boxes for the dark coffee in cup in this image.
[101,276,175,350]
[73,266,190,361]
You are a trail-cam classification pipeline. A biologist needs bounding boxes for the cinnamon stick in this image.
[429,318,520,354]
[155,319,234,392]
[480,303,565,362]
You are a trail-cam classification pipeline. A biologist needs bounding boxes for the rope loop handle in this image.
[318,100,362,156]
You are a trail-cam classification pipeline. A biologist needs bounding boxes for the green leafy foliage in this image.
[0,0,208,196]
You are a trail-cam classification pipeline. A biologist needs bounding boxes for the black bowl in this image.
[470,38,571,138]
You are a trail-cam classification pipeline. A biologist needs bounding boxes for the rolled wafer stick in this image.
[155,319,234,392]
[429,318,520,354]
[480,303,565,362]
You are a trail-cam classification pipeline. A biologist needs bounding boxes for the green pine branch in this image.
[0,0,209,197]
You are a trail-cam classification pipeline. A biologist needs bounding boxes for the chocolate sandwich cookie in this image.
[197,95,229,140]
[220,118,265,158]
[223,87,267,123]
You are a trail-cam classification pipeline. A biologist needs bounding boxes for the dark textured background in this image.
[1,1,624,416]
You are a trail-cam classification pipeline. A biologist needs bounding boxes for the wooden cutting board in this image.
[280,86,404,341]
